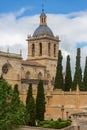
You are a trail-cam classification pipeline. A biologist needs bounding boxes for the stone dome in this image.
[33,25,54,37]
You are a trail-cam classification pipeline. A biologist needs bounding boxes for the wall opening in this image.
[39,43,42,56]
[32,44,35,56]
[25,71,30,79]
[48,43,51,56]
[54,44,56,57]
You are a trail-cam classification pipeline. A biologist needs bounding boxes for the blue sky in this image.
[1,0,87,15]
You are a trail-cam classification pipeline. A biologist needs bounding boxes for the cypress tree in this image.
[65,55,72,91]
[26,83,36,126]
[14,84,19,94]
[11,84,27,125]
[83,57,87,91]
[36,80,45,121]
[26,83,32,108]
[73,48,82,90]
[11,84,20,110]
[27,97,36,126]
[54,50,64,90]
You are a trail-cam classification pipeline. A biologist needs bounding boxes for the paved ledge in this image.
[17,126,75,130]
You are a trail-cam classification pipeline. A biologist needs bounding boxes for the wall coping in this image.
[18,125,75,130]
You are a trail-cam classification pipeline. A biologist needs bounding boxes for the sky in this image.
[0,0,87,75]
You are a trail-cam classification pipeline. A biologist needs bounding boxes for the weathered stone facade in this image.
[0,51,22,89]
[20,86,87,120]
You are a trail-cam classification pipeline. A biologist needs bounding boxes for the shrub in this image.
[38,120,50,126]
[57,118,62,122]
[43,124,51,128]
[38,120,71,129]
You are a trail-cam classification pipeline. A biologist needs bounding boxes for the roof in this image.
[0,51,22,59]
[22,60,46,68]
[33,25,54,37]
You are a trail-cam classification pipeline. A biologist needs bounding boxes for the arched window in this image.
[54,44,56,57]
[32,44,35,56]
[44,18,46,23]
[39,43,42,56]
[2,62,12,74]
[42,18,43,23]
[48,43,51,56]
[25,71,30,79]
[38,72,42,80]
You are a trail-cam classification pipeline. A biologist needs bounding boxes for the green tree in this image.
[54,50,64,90]
[11,84,27,126]
[13,84,19,94]
[0,78,12,130]
[0,78,28,130]
[36,80,45,121]
[73,48,82,90]
[26,83,32,109]
[83,57,87,91]
[65,55,72,91]
[26,83,36,125]
[27,97,36,126]
[11,84,20,110]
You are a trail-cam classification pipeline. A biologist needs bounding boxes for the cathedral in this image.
[1,11,87,120]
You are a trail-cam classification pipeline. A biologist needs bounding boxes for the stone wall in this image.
[20,88,87,120]
[0,51,22,89]
[45,89,87,120]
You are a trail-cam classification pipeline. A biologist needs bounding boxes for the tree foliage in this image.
[54,50,64,90]
[83,57,87,91]
[27,97,36,126]
[73,48,82,90]
[36,80,45,121]
[26,83,36,126]
[26,83,32,109]
[65,55,72,91]
[11,84,27,126]
[11,84,20,111]
[0,78,12,130]
[0,79,27,130]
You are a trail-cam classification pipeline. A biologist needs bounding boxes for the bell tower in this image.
[27,11,60,80]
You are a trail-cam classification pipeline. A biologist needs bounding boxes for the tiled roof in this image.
[22,60,46,68]
[33,25,54,37]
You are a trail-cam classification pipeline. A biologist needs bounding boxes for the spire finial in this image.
[40,0,47,26]
[42,0,44,13]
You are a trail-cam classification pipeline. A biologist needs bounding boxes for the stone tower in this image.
[27,11,60,80]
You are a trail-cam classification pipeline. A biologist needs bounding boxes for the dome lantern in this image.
[40,12,47,26]
[33,11,54,37]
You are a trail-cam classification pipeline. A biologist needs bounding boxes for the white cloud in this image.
[16,6,34,17]
[0,9,87,76]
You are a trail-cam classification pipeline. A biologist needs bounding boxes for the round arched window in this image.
[38,72,42,79]
[2,64,9,74]
[25,72,30,79]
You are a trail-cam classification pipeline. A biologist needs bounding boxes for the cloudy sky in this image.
[0,0,87,75]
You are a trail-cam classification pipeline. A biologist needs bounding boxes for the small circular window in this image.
[2,64,8,74]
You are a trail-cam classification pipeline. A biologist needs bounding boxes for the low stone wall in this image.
[17,126,75,130]
[60,126,75,130]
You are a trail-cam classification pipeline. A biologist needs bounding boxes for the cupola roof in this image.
[33,11,54,37]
